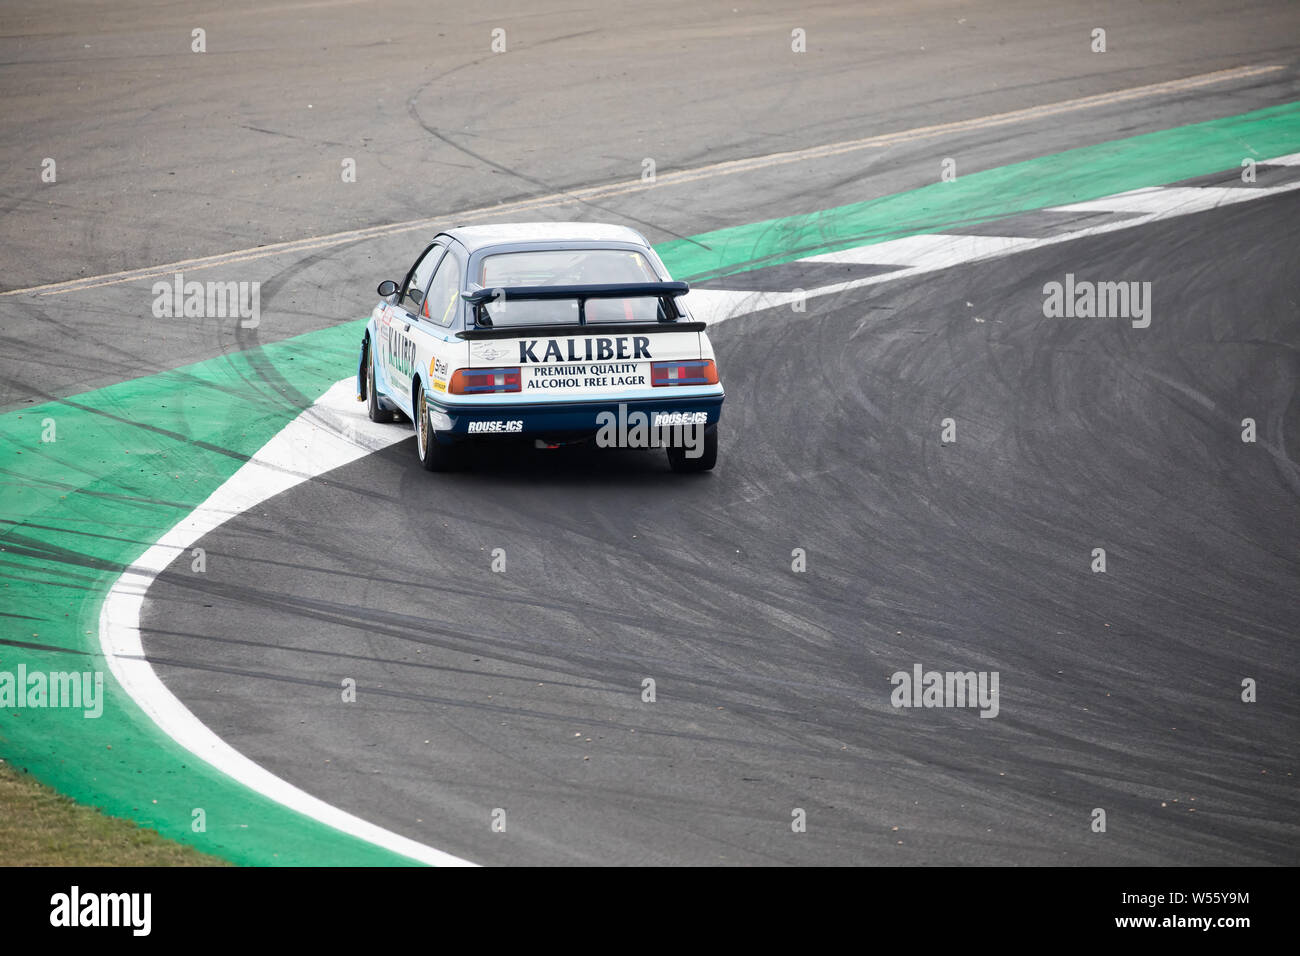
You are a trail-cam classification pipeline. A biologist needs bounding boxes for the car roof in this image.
[440,222,649,253]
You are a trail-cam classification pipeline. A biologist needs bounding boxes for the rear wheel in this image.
[366,340,394,423]
[414,383,462,472]
[667,423,717,473]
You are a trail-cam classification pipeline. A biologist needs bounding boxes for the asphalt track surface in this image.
[5,0,1300,405]
[140,194,1300,866]
[3,2,1299,866]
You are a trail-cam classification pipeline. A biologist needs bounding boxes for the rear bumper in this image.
[427,393,724,438]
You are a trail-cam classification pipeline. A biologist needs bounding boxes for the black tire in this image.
[667,422,717,473]
[414,383,462,472]
[366,340,394,423]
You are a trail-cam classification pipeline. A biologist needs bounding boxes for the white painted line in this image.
[1048,185,1288,214]
[99,380,477,867]
[807,233,1040,268]
[682,237,1037,323]
[684,289,807,323]
[690,163,1300,326]
[3,63,1281,299]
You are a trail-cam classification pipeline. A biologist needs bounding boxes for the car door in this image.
[385,242,446,401]
[412,243,467,399]
[420,242,465,330]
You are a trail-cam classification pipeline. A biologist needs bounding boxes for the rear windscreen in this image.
[480,249,658,286]
[477,249,666,327]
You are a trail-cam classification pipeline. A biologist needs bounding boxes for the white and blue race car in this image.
[358,223,724,472]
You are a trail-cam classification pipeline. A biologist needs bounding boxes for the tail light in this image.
[651,359,717,387]
[449,367,522,394]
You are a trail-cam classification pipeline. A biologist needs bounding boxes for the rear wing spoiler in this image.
[460,281,689,306]
[459,281,694,334]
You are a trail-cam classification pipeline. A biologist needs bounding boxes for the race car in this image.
[357,223,724,472]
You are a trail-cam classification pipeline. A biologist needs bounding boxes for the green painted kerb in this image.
[657,100,1300,282]
[2,100,1298,866]
[0,325,408,865]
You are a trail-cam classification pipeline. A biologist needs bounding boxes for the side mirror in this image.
[376,279,399,298]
